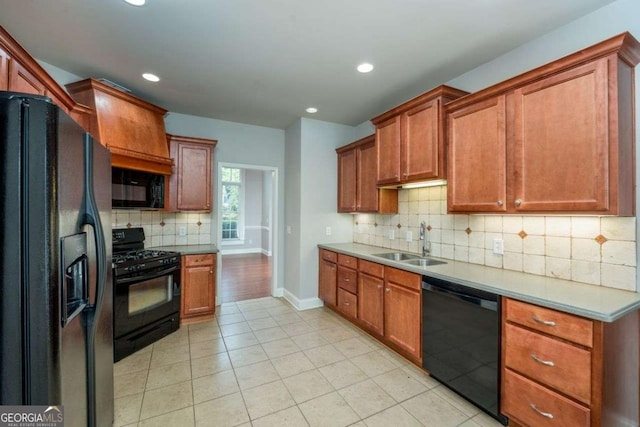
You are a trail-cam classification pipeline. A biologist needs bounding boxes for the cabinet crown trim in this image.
[335,134,374,153]
[446,31,640,111]
[370,84,469,124]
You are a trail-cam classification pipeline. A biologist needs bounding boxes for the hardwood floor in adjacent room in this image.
[220,253,272,303]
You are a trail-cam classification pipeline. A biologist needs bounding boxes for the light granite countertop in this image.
[319,242,640,322]
[149,244,219,255]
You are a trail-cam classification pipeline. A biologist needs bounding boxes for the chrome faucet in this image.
[420,221,430,257]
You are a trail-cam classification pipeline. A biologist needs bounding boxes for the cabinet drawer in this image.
[505,299,593,347]
[503,369,590,427]
[359,259,384,278]
[385,267,421,291]
[337,288,357,319]
[337,266,358,294]
[320,249,338,263]
[338,254,358,268]
[184,253,216,267]
[504,323,591,405]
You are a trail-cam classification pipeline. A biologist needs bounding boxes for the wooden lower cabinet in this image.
[337,288,357,319]
[318,250,337,308]
[384,267,421,362]
[181,253,216,323]
[358,270,384,336]
[502,298,639,427]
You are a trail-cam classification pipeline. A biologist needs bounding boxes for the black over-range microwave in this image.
[112,167,165,209]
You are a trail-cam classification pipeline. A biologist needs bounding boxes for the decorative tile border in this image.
[112,210,212,247]
[353,186,637,291]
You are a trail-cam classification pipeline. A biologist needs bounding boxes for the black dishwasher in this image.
[422,276,508,425]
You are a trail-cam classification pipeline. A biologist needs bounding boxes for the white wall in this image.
[284,118,364,306]
[262,170,274,255]
[285,120,302,299]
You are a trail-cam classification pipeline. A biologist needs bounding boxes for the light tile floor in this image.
[113,297,504,427]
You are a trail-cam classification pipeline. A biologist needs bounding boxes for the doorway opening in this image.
[217,163,277,303]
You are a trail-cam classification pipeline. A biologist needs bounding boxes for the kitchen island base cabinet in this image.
[181,253,216,324]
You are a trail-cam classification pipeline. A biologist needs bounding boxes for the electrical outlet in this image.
[493,238,504,255]
[405,231,412,242]
[325,226,332,236]
[178,226,187,236]
[389,229,395,240]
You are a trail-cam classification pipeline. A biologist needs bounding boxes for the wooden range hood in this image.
[66,78,173,175]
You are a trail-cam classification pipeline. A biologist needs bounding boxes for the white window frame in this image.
[220,167,245,245]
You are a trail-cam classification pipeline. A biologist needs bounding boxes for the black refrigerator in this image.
[0,93,114,427]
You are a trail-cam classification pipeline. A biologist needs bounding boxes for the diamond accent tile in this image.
[518,230,528,239]
[396,224,402,229]
[595,235,608,245]
[355,221,359,226]
[197,221,202,226]
[160,221,166,227]
[126,223,132,228]
[426,225,432,231]
[374,223,378,227]
[465,228,472,235]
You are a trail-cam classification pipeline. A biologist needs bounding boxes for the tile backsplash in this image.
[353,186,637,292]
[112,210,212,247]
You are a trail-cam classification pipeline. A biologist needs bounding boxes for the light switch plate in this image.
[325,226,332,236]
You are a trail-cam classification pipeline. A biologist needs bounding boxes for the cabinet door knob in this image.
[496,200,503,206]
[209,269,213,274]
[385,288,390,293]
[394,174,398,178]
[530,404,553,419]
[377,285,382,289]
[403,173,407,177]
[514,199,522,207]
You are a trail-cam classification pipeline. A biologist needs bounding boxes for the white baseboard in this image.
[221,248,262,255]
[273,287,284,297]
[261,249,272,256]
[283,289,323,311]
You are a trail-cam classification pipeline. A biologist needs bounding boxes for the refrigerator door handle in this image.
[82,134,107,427]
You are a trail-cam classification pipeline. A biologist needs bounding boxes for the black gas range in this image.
[112,227,181,361]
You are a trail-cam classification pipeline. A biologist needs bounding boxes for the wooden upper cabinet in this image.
[0,46,9,90]
[9,59,46,95]
[336,135,398,213]
[446,32,640,215]
[371,85,468,186]
[337,147,357,212]
[376,116,402,184]
[511,59,610,213]
[0,27,91,131]
[167,134,217,212]
[447,96,507,212]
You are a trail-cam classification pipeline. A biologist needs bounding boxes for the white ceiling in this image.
[0,0,616,129]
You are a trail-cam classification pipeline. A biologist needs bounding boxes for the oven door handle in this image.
[117,266,179,285]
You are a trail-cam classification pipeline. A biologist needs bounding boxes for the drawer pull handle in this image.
[344,278,350,282]
[344,302,350,306]
[530,354,555,367]
[532,316,556,327]
[530,403,554,419]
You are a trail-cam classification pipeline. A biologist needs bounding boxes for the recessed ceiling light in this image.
[124,0,146,6]
[142,73,160,82]
[306,107,318,113]
[357,63,374,73]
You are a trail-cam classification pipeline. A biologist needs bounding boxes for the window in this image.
[221,167,242,240]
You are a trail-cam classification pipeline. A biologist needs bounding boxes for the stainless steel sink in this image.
[373,252,421,261]
[403,258,446,267]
